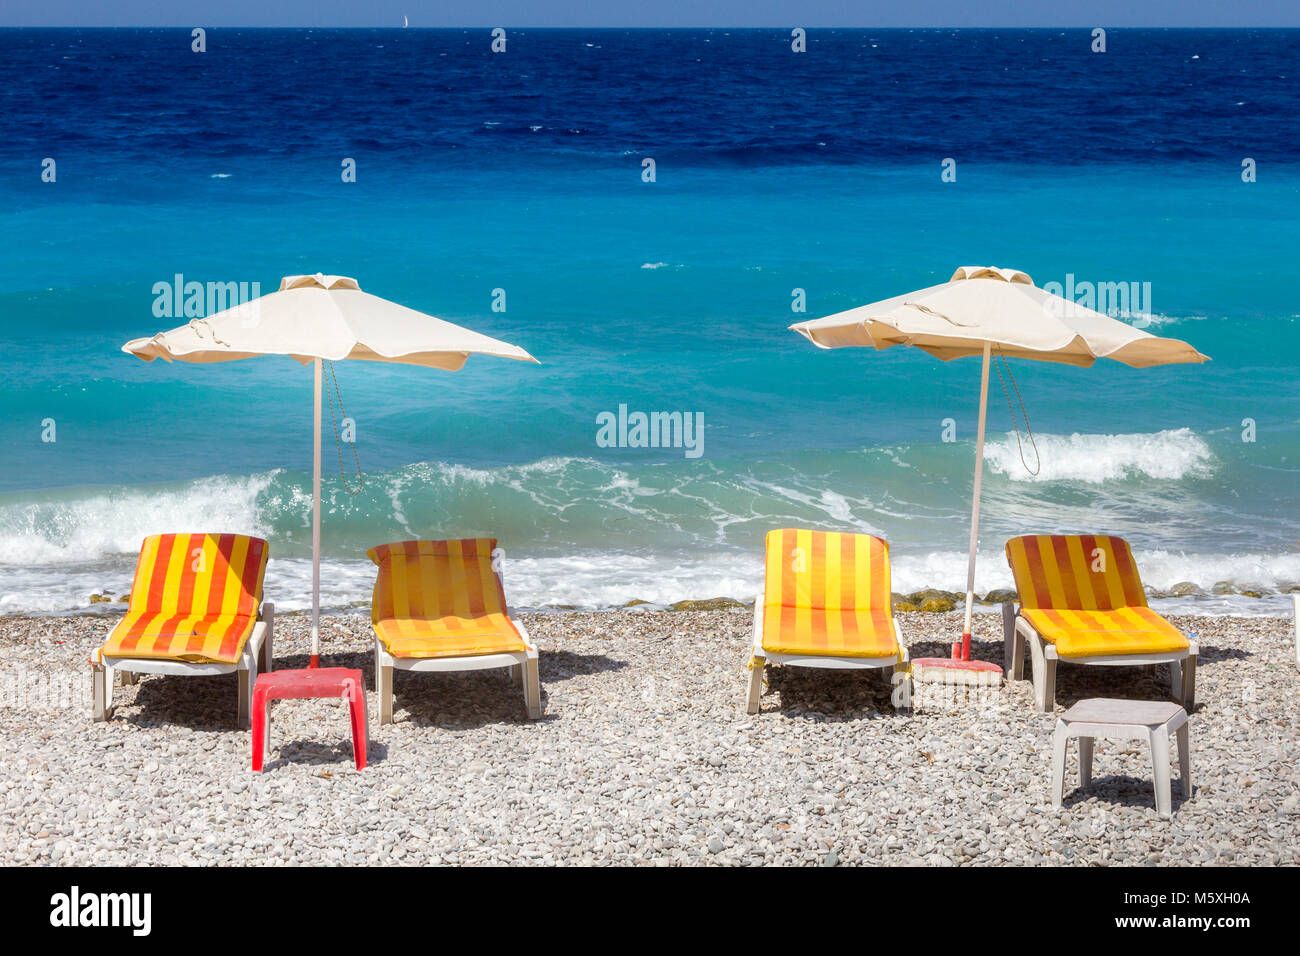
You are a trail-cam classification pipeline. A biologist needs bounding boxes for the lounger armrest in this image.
[515,619,538,654]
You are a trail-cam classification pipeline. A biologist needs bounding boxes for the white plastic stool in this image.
[1051,698,1191,819]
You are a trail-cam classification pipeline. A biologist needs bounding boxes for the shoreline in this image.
[11,582,1296,620]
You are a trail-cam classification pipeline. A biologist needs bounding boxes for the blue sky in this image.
[2,1,1298,27]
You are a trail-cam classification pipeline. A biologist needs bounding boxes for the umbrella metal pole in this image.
[311,357,322,667]
[957,341,992,661]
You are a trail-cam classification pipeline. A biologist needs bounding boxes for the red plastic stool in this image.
[251,667,368,772]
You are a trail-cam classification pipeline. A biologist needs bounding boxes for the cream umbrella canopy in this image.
[790,266,1208,667]
[124,273,537,665]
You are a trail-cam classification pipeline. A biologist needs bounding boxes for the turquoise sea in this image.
[0,28,1296,614]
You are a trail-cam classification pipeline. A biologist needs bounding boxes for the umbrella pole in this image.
[310,357,322,667]
[957,341,992,662]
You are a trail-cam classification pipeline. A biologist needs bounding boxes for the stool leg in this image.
[251,686,270,773]
[1078,736,1094,787]
[1150,726,1172,819]
[1051,721,1068,809]
[347,681,368,771]
[358,684,369,764]
[1176,722,1192,799]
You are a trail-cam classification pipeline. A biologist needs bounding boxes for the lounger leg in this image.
[745,659,764,715]
[378,665,393,726]
[1051,721,1068,809]
[1168,660,1182,701]
[508,663,521,683]
[1150,726,1172,819]
[92,665,111,722]
[1181,652,1197,711]
[120,669,138,686]
[372,640,392,726]
[1078,736,1094,787]
[1029,631,1055,712]
[1028,626,1045,706]
[522,657,542,720]
[1002,604,1024,680]
[238,657,256,730]
[260,605,275,674]
[891,651,912,713]
[1176,722,1192,799]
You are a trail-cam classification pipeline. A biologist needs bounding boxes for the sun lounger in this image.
[91,533,273,727]
[1002,534,1196,712]
[367,538,541,724]
[745,528,909,714]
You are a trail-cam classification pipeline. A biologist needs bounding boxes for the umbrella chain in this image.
[993,349,1041,477]
[324,360,364,495]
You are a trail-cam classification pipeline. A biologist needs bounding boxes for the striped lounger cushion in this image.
[367,538,527,659]
[99,533,269,665]
[761,528,900,659]
[1005,534,1189,659]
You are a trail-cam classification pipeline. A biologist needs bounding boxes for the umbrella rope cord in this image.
[993,351,1040,477]
[324,360,364,495]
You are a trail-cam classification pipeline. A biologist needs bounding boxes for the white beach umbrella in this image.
[124,273,537,666]
[790,266,1208,668]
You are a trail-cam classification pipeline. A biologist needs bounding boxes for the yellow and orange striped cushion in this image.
[368,538,527,659]
[100,533,268,664]
[1005,534,1188,658]
[1019,606,1188,659]
[760,528,899,659]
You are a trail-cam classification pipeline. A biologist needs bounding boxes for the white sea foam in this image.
[0,452,1291,618]
[0,472,278,566]
[741,480,888,536]
[986,428,1214,483]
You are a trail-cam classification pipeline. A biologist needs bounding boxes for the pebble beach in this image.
[0,609,1295,866]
